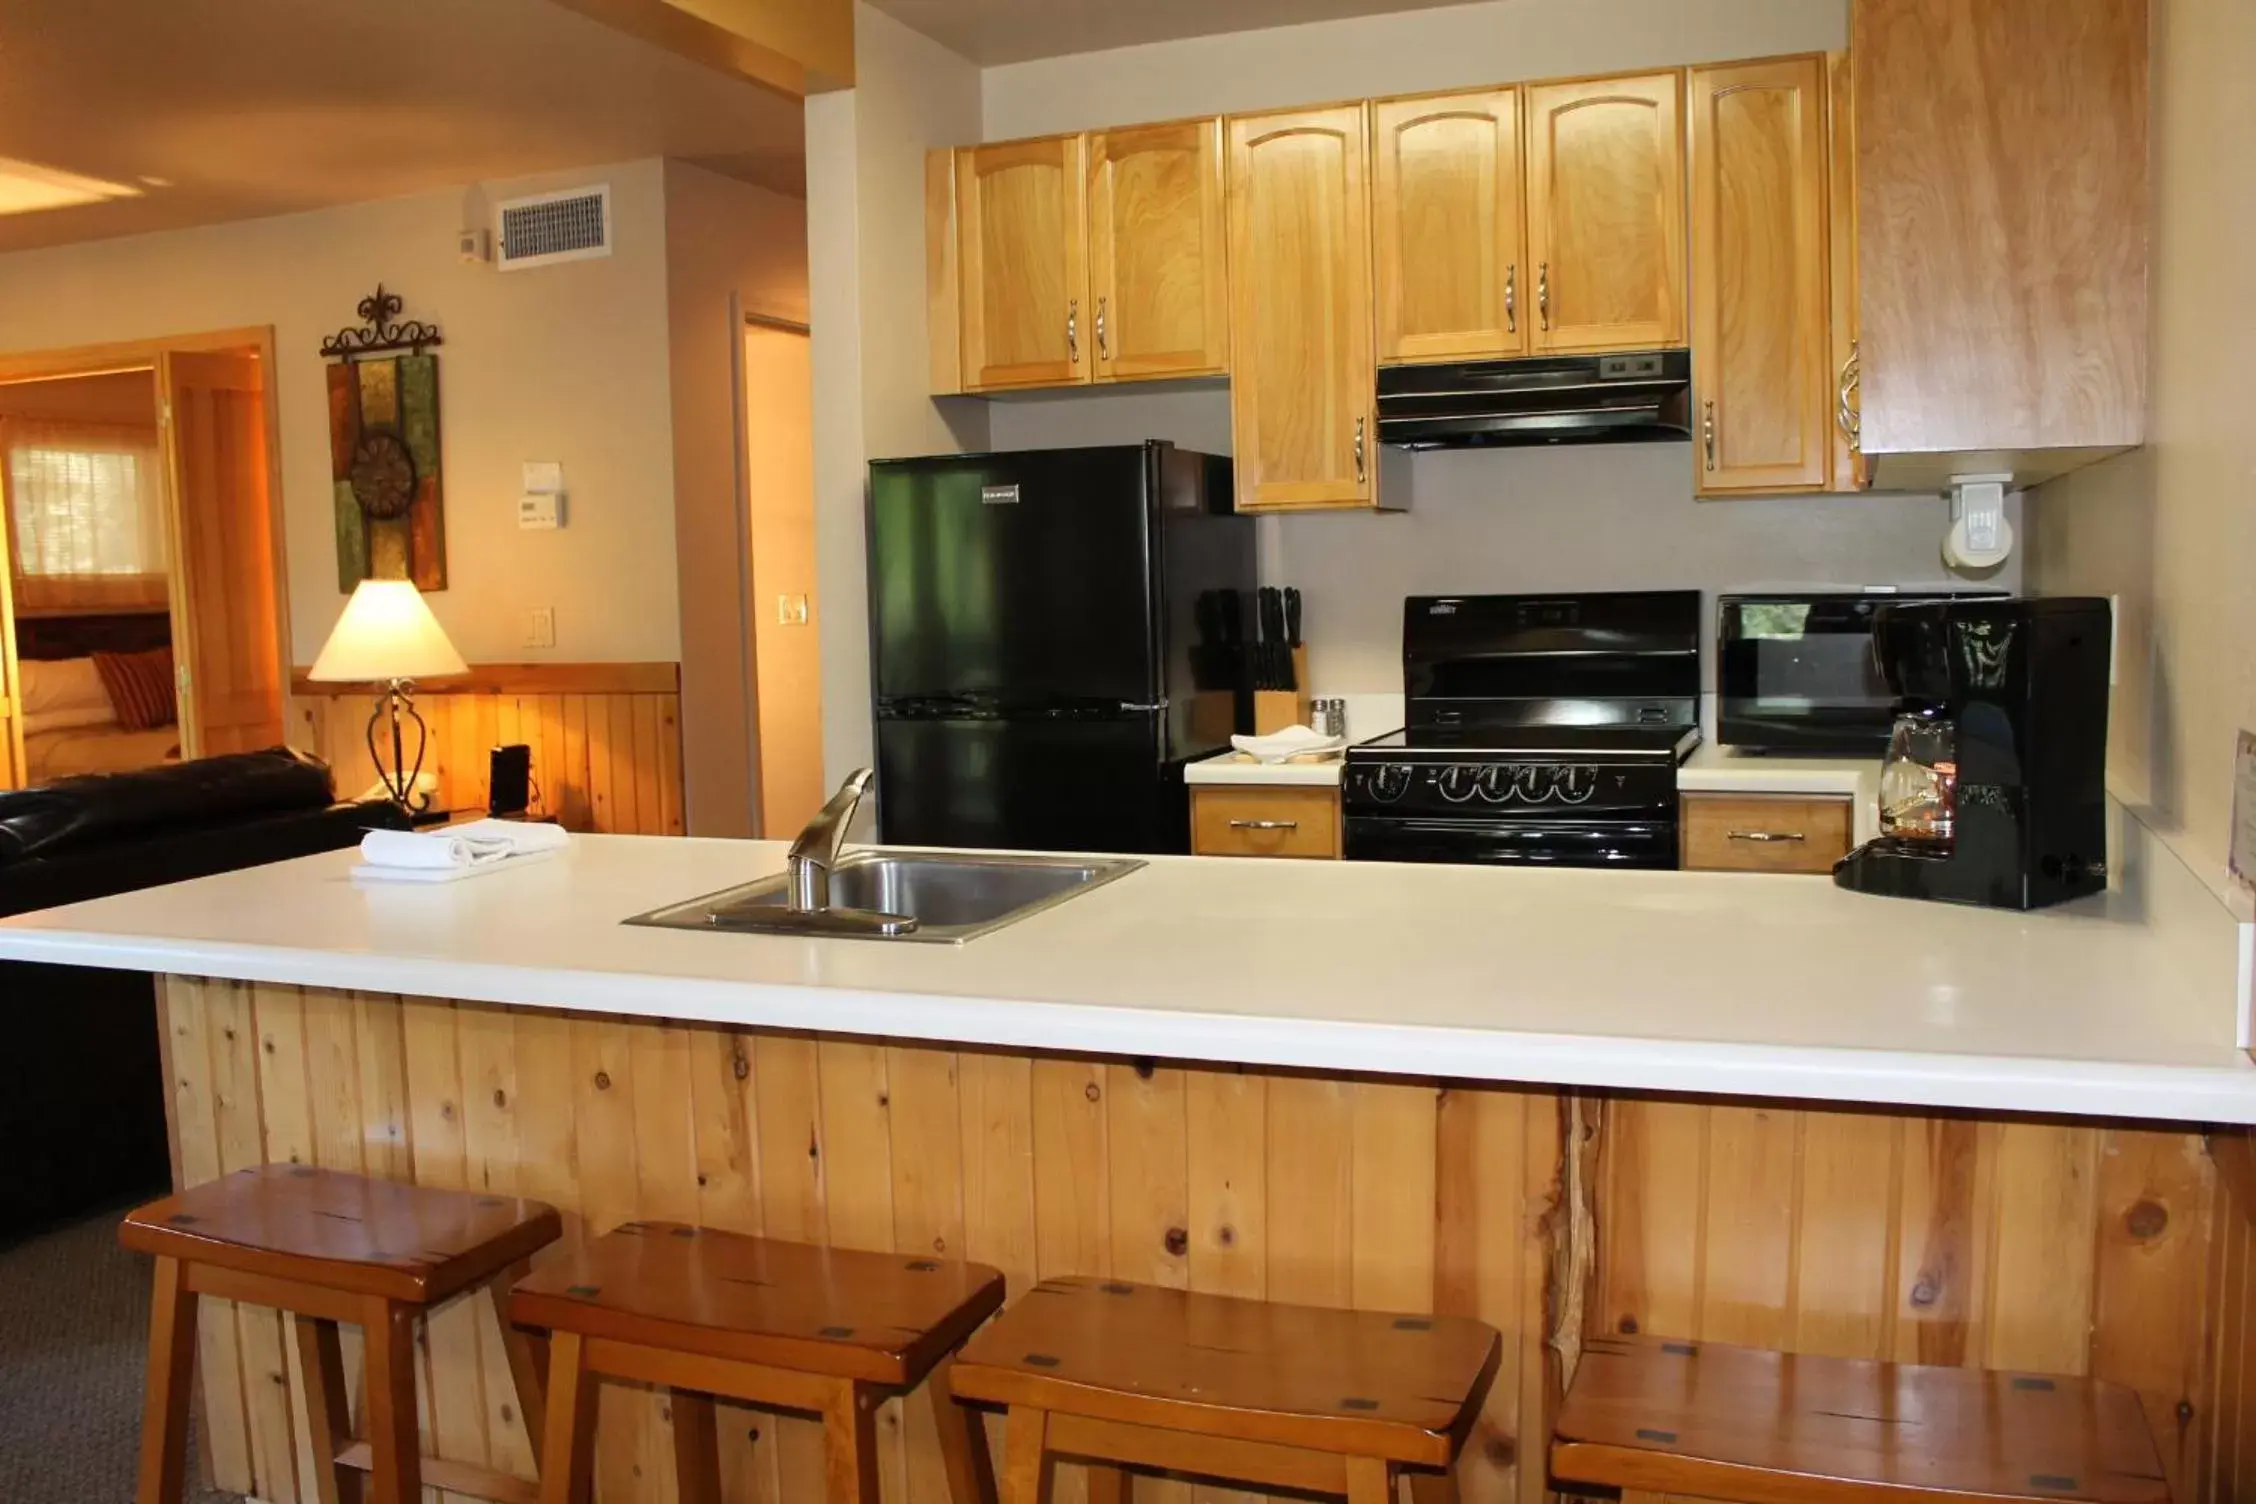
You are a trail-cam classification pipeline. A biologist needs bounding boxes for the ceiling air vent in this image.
[494,186,611,271]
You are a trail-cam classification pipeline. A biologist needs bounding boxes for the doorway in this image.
[743,318,824,837]
[0,331,290,790]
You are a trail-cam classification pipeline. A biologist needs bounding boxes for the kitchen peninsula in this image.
[6,821,2256,1504]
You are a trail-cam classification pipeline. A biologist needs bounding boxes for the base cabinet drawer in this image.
[1680,793,1854,874]
[1191,787,1341,859]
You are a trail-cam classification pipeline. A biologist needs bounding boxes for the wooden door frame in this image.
[0,326,293,762]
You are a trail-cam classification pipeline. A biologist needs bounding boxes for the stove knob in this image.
[1475,765,1514,803]
[1367,763,1414,803]
[1437,764,1481,803]
[1511,764,1549,805]
[1556,765,1598,804]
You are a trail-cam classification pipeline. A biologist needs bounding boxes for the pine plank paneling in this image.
[153,978,2233,1504]
[289,663,681,833]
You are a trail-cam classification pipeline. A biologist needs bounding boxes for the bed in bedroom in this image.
[13,612,181,784]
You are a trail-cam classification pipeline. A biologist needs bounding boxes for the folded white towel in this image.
[358,820,572,872]
[1230,725,1346,764]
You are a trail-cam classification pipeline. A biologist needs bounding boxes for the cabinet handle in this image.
[1703,400,1717,471]
[1229,819,1300,831]
[1353,416,1368,485]
[1096,295,1110,362]
[1067,299,1079,364]
[1836,340,1862,444]
[1505,263,1517,333]
[1727,830,1807,843]
[1537,262,1551,331]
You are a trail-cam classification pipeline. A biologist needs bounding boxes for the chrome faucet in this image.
[787,768,875,913]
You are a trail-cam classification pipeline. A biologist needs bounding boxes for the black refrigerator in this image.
[866,442,1254,854]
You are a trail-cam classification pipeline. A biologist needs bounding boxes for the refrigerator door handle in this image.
[1119,700,1169,712]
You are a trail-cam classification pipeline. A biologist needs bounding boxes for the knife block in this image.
[1252,646,1312,734]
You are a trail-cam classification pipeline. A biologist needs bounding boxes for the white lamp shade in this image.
[308,580,468,683]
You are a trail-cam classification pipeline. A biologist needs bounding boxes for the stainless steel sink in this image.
[625,851,1144,944]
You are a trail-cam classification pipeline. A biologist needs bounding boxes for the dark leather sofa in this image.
[0,748,407,1241]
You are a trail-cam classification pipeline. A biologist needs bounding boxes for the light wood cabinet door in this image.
[1853,0,2146,457]
[1225,105,1378,511]
[1690,56,1831,495]
[1371,88,1526,363]
[1824,51,1869,492]
[957,135,1089,391]
[1525,73,1686,354]
[1088,119,1228,382]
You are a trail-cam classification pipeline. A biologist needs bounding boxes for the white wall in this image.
[974,0,2017,693]
[808,0,988,784]
[0,160,680,666]
[2028,0,2255,881]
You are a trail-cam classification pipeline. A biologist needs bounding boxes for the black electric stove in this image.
[1343,591,1702,869]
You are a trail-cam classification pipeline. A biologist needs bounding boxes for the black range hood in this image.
[1376,349,1692,450]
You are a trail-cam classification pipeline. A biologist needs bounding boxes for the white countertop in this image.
[4,810,2252,1124]
[1185,753,1343,787]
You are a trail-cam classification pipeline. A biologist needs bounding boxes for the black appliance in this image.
[1717,590,2010,753]
[1343,590,1702,869]
[1375,350,1692,450]
[1834,596,2113,910]
[866,442,1255,854]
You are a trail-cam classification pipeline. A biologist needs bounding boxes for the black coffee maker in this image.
[1833,596,2112,910]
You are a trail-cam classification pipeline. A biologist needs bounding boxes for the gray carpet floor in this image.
[1,1209,239,1503]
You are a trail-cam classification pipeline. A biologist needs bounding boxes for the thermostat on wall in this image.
[518,492,565,530]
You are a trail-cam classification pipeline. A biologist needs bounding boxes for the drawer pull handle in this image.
[1229,819,1300,831]
[1728,830,1806,843]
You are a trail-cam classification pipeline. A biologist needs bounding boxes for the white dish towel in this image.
[1229,725,1346,764]
[354,819,572,884]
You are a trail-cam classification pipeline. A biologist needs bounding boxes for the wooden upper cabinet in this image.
[957,135,1089,391]
[1087,119,1229,381]
[1226,105,1383,511]
[1825,50,1869,491]
[1853,0,2147,460]
[1689,56,1831,495]
[1525,73,1686,354]
[1370,88,1526,363]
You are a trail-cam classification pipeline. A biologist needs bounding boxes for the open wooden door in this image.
[158,348,287,759]
[0,498,21,789]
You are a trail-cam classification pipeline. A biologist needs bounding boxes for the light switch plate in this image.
[518,492,564,530]
[522,461,564,495]
[525,606,556,650]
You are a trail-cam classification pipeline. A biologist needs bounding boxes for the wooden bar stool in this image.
[945,1276,1503,1503]
[1553,1334,2172,1504]
[508,1221,1008,1504]
[121,1164,563,1504]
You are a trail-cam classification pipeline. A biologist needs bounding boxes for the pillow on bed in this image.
[17,656,111,718]
[91,646,178,732]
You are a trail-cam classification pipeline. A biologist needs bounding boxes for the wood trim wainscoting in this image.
[157,975,2237,1504]
[289,662,684,834]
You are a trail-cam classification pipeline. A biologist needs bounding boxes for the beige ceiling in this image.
[0,0,806,254]
[867,0,1483,65]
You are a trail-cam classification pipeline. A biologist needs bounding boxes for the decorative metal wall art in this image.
[323,285,447,591]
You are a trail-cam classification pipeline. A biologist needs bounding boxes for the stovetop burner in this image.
[1356,722,1701,761]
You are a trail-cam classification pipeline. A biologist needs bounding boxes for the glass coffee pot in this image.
[1877,707,1957,846]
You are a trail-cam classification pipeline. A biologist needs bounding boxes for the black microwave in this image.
[1717,591,2009,753]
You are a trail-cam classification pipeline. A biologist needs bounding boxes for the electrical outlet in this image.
[777,593,810,626]
[525,606,556,650]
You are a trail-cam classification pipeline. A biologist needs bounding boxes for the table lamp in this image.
[307,579,468,810]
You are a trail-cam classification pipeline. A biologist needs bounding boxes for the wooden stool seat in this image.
[948,1277,1503,1502]
[1553,1335,2171,1504]
[509,1223,1007,1504]
[123,1166,561,1504]
[122,1163,561,1303]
